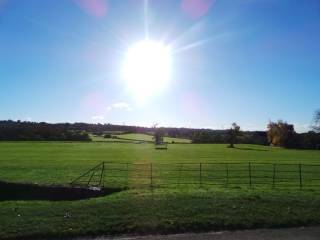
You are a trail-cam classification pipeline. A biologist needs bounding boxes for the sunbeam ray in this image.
[172,32,233,54]
[168,21,205,49]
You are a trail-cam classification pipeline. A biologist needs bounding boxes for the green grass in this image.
[1,188,320,239]
[89,134,132,142]
[115,133,154,141]
[0,142,320,239]
[0,142,319,185]
[90,133,191,143]
[114,133,191,143]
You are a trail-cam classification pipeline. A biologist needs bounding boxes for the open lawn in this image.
[0,142,320,239]
[114,133,191,143]
[89,134,132,142]
[0,142,319,184]
[90,133,191,143]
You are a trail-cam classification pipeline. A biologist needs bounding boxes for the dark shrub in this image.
[104,134,111,138]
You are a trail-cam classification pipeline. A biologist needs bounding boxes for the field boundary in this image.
[71,161,320,190]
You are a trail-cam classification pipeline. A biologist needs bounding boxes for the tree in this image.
[228,123,240,148]
[267,120,296,147]
[104,134,111,138]
[152,124,164,145]
[313,110,320,133]
[154,129,165,145]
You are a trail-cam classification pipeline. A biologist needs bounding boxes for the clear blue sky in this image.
[1,0,320,132]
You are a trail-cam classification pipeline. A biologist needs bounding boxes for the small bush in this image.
[104,134,111,138]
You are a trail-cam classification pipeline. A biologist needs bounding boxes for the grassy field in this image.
[90,133,191,143]
[114,133,191,143]
[0,142,319,185]
[0,142,320,239]
[89,134,132,142]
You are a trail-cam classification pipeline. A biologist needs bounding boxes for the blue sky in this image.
[1,0,320,132]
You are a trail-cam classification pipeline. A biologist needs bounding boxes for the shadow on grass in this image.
[0,181,122,201]
[234,147,268,152]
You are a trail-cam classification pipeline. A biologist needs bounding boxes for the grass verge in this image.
[1,187,320,239]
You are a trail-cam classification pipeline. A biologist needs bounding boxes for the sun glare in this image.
[122,40,172,101]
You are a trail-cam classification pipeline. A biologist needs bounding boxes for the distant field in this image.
[90,133,191,143]
[0,142,320,239]
[115,133,191,143]
[89,134,131,142]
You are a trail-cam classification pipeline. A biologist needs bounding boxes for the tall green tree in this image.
[228,123,240,148]
[152,124,164,145]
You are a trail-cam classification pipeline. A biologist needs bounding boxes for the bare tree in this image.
[313,110,320,133]
[228,123,240,148]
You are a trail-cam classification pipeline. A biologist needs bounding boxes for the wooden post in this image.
[299,164,302,190]
[249,162,252,188]
[272,164,276,188]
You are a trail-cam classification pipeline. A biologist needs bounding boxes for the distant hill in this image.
[0,120,265,144]
[0,120,319,149]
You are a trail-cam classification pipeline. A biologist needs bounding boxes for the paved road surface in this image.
[77,226,320,240]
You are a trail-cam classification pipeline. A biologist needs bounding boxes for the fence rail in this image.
[70,162,320,190]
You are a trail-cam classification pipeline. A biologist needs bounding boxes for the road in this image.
[77,226,320,240]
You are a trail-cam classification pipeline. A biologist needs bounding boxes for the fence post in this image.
[226,163,229,188]
[150,163,153,189]
[249,162,252,188]
[199,163,202,186]
[272,164,276,188]
[299,164,302,190]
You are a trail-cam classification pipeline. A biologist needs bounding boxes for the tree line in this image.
[0,121,91,141]
[266,118,320,149]
[0,120,268,144]
[0,109,319,149]
[224,110,320,149]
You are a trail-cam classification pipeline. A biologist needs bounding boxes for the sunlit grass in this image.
[0,142,320,239]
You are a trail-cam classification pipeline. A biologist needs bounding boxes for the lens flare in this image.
[73,0,108,17]
[181,0,215,19]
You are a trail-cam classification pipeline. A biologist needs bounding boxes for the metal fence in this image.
[71,162,320,190]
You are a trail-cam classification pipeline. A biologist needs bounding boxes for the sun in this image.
[122,40,172,101]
